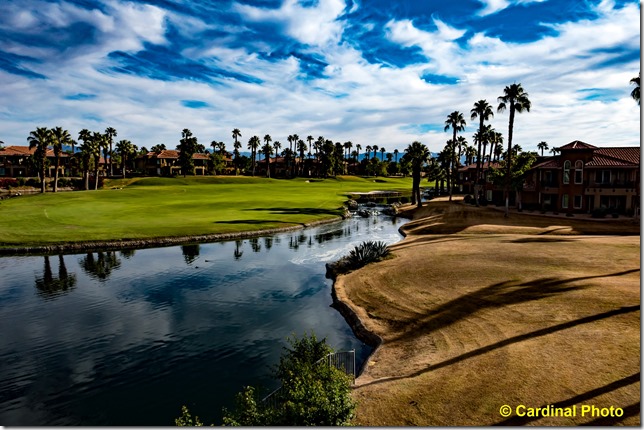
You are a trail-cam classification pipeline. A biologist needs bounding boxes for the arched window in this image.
[563,160,571,184]
[574,160,583,184]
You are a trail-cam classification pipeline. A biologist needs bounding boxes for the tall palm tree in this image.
[115,139,134,178]
[489,131,503,163]
[365,145,372,160]
[537,141,549,156]
[477,125,492,171]
[104,127,117,176]
[262,141,273,178]
[356,144,362,163]
[307,135,314,159]
[273,141,281,160]
[91,132,104,189]
[248,135,260,176]
[28,127,51,193]
[78,129,94,190]
[470,100,493,205]
[393,148,399,163]
[380,147,385,161]
[372,145,379,160]
[444,111,466,201]
[630,73,640,105]
[297,139,306,176]
[232,128,242,175]
[404,141,430,207]
[50,127,72,192]
[497,83,531,216]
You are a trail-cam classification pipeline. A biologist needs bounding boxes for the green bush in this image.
[178,333,356,426]
[346,241,390,269]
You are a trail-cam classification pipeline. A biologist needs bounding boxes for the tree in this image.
[232,128,242,175]
[177,129,198,177]
[630,73,640,105]
[219,333,355,426]
[444,111,466,201]
[262,141,273,178]
[28,127,51,193]
[51,127,72,192]
[404,141,430,208]
[470,100,493,206]
[393,148,399,163]
[105,127,117,176]
[151,144,166,154]
[497,83,531,216]
[115,139,135,178]
[379,147,385,161]
[78,129,95,190]
[537,141,549,156]
[489,131,503,163]
[487,150,537,212]
[248,136,260,176]
[91,132,104,189]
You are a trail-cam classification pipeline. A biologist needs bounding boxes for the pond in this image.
[0,210,406,426]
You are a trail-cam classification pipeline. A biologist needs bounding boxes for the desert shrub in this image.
[463,194,473,204]
[26,178,41,187]
[346,241,390,269]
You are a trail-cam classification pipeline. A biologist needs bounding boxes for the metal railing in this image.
[261,350,356,407]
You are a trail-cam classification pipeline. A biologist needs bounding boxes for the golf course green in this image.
[0,176,414,248]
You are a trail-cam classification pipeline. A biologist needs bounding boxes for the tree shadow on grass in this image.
[358,304,640,389]
[246,207,343,217]
[213,219,298,225]
[494,373,640,426]
[388,269,640,345]
[505,237,578,243]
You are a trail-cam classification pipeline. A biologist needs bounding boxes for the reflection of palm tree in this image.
[120,249,136,259]
[234,240,244,260]
[35,255,77,298]
[181,244,200,264]
[264,237,273,250]
[250,238,261,253]
[80,251,122,280]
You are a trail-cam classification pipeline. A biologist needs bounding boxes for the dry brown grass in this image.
[336,198,640,426]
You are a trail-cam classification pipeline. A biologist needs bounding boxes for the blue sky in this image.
[0,0,640,154]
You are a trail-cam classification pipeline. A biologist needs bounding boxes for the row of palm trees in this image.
[27,126,137,192]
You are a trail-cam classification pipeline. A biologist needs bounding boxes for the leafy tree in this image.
[404,141,430,207]
[444,111,466,201]
[115,139,134,178]
[220,333,356,426]
[497,83,531,216]
[51,127,73,192]
[487,150,537,211]
[177,129,198,177]
[27,127,51,193]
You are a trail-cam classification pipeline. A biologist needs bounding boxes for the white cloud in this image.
[234,0,347,46]
[476,0,548,16]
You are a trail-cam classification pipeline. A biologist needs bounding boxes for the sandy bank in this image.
[333,198,640,426]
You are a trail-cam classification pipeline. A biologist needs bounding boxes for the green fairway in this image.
[0,176,414,247]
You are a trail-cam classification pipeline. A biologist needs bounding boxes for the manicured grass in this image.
[0,176,414,247]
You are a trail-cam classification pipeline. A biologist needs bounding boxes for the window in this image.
[563,161,571,184]
[574,195,582,209]
[574,161,583,184]
[595,170,611,184]
[0,168,4,176]
[562,194,569,209]
[486,190,493,201]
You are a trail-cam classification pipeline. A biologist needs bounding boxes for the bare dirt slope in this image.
[335,199,640,426]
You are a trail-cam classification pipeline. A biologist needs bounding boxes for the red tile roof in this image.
[142,150,210,160]
[532,157,561,169]
[586,147,640,167]
[457,161,501,172]
[0,145,69,157]
[558,140,597,150]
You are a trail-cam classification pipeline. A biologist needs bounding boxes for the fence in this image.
[261,350,356,407]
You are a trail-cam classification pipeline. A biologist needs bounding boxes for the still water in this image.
[0,212,406,426]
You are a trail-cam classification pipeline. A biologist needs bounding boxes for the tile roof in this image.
[558,140,597,150]
[0,145,69,157]
[457,161,501,172]
[532,157,561,169]
[142,150,210,160]
[586,147,640,167]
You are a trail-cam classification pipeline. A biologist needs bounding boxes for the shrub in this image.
[591,207,608,218]
[0,178,18,189]
[346,241,390,269]
[463,194,473,204]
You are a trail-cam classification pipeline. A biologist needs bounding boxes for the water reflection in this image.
[35,255,77,298]
[181,244,200,265]
[0,208,406,426]
[80,251,122,280]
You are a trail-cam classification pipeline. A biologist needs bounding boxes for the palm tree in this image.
[365,145,372,160]
[248,136,260,176]
[550,147,560,156]
[537,141,549,156]
[372,145,379,160]
[344,141,353,174]
[497,83,531,216]
[393,148,399,163]
[91,132,104,189]
[232,128,242,175]
[356,144,362,162]
[104,127,117,176]
[115,139,134,178]
[50,127,72,192]
[297,139,307,176]
[262,141,273,178]
[78,129,95,190]
[307,135,314,159]
[444,111,466,201]
[465,144,477,165]
[273,141,281,160]
[28,127,51,193]
[470,101,493,205]
[379,147,385,161]
[404,141,430,207]
[630,73,640,105]
[489,131,503,163]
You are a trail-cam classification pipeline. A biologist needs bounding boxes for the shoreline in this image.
[0,216,344,256]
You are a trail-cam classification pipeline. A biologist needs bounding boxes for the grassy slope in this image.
[0,176,413,246]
